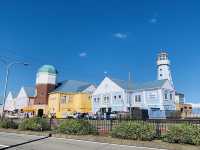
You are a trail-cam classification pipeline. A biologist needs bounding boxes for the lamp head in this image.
[23,63,29,66]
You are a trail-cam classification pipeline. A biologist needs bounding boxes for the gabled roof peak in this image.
[22,86,35,97]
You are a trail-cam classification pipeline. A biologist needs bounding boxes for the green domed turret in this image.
[38,65,57,74]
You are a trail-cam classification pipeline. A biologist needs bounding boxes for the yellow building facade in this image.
[47,80,96,118]
[48,92,92,118]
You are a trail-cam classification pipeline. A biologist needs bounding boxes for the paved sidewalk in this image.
[0,132,165,150]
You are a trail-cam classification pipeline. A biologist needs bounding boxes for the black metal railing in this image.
[6,117,200,136]
[50,117,200,135]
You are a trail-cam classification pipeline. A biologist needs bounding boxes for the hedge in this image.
[0,119,18,129]
[19,117,50,131]
[162,124,200,145]
[111,121,156,141]
[57,119,98,135]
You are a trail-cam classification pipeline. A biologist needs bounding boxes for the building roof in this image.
[133,80,167,90]
[38,65,57,74]
[110,77,167,91]
[52,80,94,93]
[23,87,35,97]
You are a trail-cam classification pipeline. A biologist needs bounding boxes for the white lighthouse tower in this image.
[157,51,173,86]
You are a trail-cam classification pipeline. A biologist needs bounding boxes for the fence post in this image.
[49,117,52,129]
[110,119,113,132]
[119,114,122,123]
[155,120,161,138]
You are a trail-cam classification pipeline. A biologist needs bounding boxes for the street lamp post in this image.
[0,59,29,119]
[127,71,132,118]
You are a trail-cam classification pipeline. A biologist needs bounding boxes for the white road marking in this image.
[0,144,8,148]
[51,137,168,150]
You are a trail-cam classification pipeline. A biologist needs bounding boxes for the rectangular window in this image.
[67,96,72,103]
[60,96,66,104]
[103,97,107,104]
[164,93,168,100]
[135,95,141,102]
[94,97,100,104]
[170,93,173,100]
[107,96,109,104]
[97,98,100,103]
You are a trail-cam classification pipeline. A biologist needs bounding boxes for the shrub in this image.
[57,119,98,135]
[0,119,18,129]
[19,117,50,131]
[162,123,200,145]
[111,121,156,141]
[162,124,193,144]
[192,126,200,145]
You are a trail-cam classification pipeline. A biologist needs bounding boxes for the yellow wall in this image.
[48,92,92,118]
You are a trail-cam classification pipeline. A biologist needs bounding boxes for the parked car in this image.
[66,113,77,119]
[110,113,117,119]
[5,114,18,119]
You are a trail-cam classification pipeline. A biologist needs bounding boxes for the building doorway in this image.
[37,109,44,117]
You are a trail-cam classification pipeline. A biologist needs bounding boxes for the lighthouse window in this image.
[160,74,163,77]
[160,69,162,71]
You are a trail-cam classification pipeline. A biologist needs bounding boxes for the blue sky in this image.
[0,0,200,103]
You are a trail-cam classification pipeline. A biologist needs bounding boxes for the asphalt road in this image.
[0,132,166,150]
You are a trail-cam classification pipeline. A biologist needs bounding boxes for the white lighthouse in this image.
[157,51,173,86]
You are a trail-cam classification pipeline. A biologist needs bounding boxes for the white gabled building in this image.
[4,92,16,111]
[92,77,127,113]
[5,87,35,112]
[92,51,176,118]
[92,77,175,118]
[15,87,35,111]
